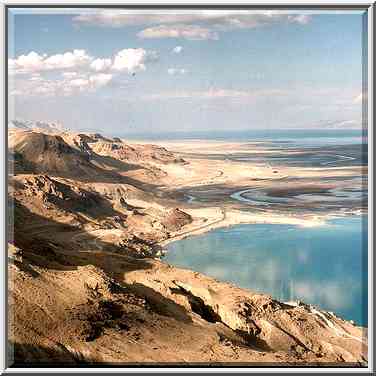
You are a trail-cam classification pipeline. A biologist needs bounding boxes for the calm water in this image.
[117,129,366,148]
[165,216,368,326]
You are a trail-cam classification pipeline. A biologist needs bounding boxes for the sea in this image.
[164,216,368,326]
[117,129,366,148]
[118,128,368,327]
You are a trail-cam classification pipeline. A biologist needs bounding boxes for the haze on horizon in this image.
[8,9,366,134]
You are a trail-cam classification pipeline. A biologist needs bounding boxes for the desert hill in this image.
[9,128,188,189]
[8,126,367,366]
[9,131,96,177]
[90,140,186,165]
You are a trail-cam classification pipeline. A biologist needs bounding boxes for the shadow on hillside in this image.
[10,147,165,195]
[10,199,153,280]
[92,154,143,173]
[86,151,172,194]
[24,178,128,222]
[8,341,87,366]
[9,199,197,346]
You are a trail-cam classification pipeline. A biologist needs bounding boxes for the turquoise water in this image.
[165,216,368,326]
[117,129,366,148]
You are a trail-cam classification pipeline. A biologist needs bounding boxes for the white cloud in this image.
[64,74,113,91]
[9,51,45,73]
[74,11,312,40]
[74,10,313,29]
[90,58,112,72]
[9,49,93,74]
[33,81,58,96]
[112,48,158,73]
[9,47,157,97]
[172,46,183,54]
[62,71,78,78]
[73,12,227,27]
[137,25,219,41]
[43,49,92,70]
[288,14,312,25]
[167,68,187,75]
[9,48,157,76]
[89,73,113,88]
[11,70,114,97]
[68,78,90,88]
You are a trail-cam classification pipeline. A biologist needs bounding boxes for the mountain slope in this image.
[7,127,367,366]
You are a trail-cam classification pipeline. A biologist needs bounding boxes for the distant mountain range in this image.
[8,119,66,133]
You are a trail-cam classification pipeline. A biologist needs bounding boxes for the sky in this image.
[7,8,367,134]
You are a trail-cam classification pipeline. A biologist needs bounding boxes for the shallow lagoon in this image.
[165,216,368,326]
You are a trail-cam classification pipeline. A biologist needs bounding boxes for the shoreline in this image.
[150,138,366,252]
[160,210,367,247]
[160,207,323,248]
[9,129,369,364]
[157,205,367,329]
[158,204,366,249]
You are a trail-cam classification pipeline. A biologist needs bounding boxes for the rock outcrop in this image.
[7,127,368,367]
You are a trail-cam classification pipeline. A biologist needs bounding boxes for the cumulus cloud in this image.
[112,48,158,73]
[89,73,113,87]
[172,46,183,54]
[9,49,94,74]
[9,51,45,73]
[138,24,218,41]
[167,68,187,75]
[9,48,157,76]
[9,47,158,97]
[90,58,112,72]
[67,78,90,89]
[43,50,92,70]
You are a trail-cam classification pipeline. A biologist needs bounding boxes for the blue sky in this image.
[8,9,366,134]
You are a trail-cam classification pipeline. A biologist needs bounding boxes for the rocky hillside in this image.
[9,131,96,177]
[90,140,186,165]
[8,127,367,366]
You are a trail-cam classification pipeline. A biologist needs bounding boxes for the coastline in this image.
[159,204,366,250]
[144,137,366,251]
[159,206,329,248]
[9,130,369,365]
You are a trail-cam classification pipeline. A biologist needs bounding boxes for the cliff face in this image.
[7,128,367,366]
